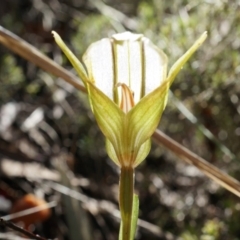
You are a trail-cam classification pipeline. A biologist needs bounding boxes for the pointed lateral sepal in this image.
[52,31,89,86]
[167,32,207,86]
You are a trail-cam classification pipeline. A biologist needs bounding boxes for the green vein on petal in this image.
[127,80,169,156]
[87,82,124,155]
[133,139,151,167]
[106,139,121,166]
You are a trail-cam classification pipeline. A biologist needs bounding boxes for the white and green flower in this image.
[52,31,207,169]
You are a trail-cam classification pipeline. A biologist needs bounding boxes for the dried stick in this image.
[153,130,240,197]
[0,218,48,240]
[0,26,85,93]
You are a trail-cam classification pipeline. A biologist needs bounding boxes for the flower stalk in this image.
[119,166,134,239]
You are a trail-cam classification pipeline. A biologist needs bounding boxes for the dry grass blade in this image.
[0,25,240,198]
[153,130,240,197]
[0,26,85,93]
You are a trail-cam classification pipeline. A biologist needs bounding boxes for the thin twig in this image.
[2,201,57,221]
[0,218,48,240]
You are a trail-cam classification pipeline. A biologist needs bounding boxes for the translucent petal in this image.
[142,38,168,96]
[113,32,168,103]
[83,39,115,100]
[83,32,168,105]
[112,33,143,103]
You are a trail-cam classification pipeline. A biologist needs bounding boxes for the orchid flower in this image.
[52,31,207,239]
[52,31,207,169]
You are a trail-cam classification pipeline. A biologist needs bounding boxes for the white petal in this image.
[112,36,143,103]
[142,38,168,96]
[83,32,168,104]
[83,38,115,100]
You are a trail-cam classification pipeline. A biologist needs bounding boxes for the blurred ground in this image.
[0,0,240,239]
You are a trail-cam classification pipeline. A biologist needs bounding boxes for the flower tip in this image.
[112,31,143,41]
[193,31,208,49]
[51,31,60,40]
[51,31,65,52]
[201,31,208,42]
[51,31,65,47]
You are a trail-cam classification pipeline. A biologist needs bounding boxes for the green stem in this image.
[119,166,134,240]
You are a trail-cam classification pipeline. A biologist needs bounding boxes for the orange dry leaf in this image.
[11,194,51,229]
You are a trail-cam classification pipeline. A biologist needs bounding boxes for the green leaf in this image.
[118,194,139,240]
[118,221,123,240]
[130,194,139,240]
